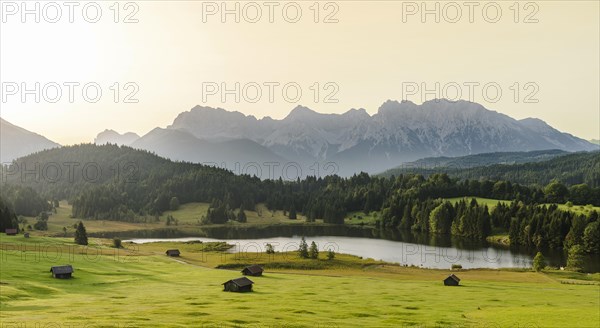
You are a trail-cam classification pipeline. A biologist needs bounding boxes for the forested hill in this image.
[381,149,568,171]
[380,151,600,187]
[0,144,264,220]
[1,144,599,254]
[1,144,232,200]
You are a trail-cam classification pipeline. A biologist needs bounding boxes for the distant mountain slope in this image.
[380,149,569,175]
[382,151,600,187]
[0,118,60,163]
[591,139,600,146]
[518,118,594,151]
[130,128,287,174]
[156,100,596,176]
[94,129,140,146]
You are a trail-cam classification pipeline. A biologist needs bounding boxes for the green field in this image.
[345,211,380,225]
[161,202,310,226]
[21,201,312,238]
[1,235,599,327]
[445,197,600,216]
[445,197,511,210]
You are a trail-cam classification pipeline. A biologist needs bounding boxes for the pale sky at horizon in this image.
[1,1,598,145]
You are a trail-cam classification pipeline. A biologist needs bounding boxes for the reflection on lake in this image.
[116,226,598,272]
[125,235,532,270]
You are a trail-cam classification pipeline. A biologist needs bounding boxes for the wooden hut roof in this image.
[243,265,263,274]
[447,274,461,282]
[222,277,254,287]
[50,265,74,274]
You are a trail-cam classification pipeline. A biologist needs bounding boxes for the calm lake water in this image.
[119,226,599,272]
[125,235,534,270]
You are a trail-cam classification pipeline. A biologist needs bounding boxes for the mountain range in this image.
[94,99,597,177]
[1,99,596,176]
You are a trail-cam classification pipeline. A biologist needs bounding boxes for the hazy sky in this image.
[1,1,598,144]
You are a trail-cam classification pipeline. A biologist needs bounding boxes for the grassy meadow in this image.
[1,234,599,327]
[160,202,310,226]
[445,197,600,216]
[20,201,312,238]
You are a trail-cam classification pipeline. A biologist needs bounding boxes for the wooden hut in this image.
[222,277,254,292]
[443,274,461,286]
[5,228,17,236]
[165,249,180,257]
[50,265,74,279]
[241,265,263,276]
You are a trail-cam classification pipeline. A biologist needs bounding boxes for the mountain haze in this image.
[0,118,60,163]
[130,127,286,172]
[94,129,140,146]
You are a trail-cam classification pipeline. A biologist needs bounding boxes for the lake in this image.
[117,225,599,272]
[125,235,535,270]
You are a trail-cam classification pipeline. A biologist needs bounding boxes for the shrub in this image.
[33,219,48,231]
[33,212,48,231]
[451,264,462,270]
[113,238,122,248]
[265,243,275,254]
[327,249,335,260]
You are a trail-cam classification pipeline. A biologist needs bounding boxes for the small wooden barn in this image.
[165,249,180,257]
[5,228,17,236]
[50,265,74,279]
[241,265,263,276]
[222,277,254,292]
[444,274,461,286]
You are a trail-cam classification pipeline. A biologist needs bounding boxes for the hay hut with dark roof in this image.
[50,265,73,279]
[444,274,461,286]
[241,265,263,276]
[165,249,180,257]
[222,277,254,292]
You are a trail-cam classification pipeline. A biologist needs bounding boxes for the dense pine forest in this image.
[1,144,599,254]
[381,151,600,187]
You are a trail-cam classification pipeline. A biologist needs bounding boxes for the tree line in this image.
[1,144,598,253]
[382,151,600,189]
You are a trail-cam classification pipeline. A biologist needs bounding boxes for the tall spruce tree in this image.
[309,241,319,259]
[237,205,247,223]
[74,221,88,245]
[298,237,309,259]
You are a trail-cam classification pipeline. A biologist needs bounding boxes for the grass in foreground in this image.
[1,235,599,327]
